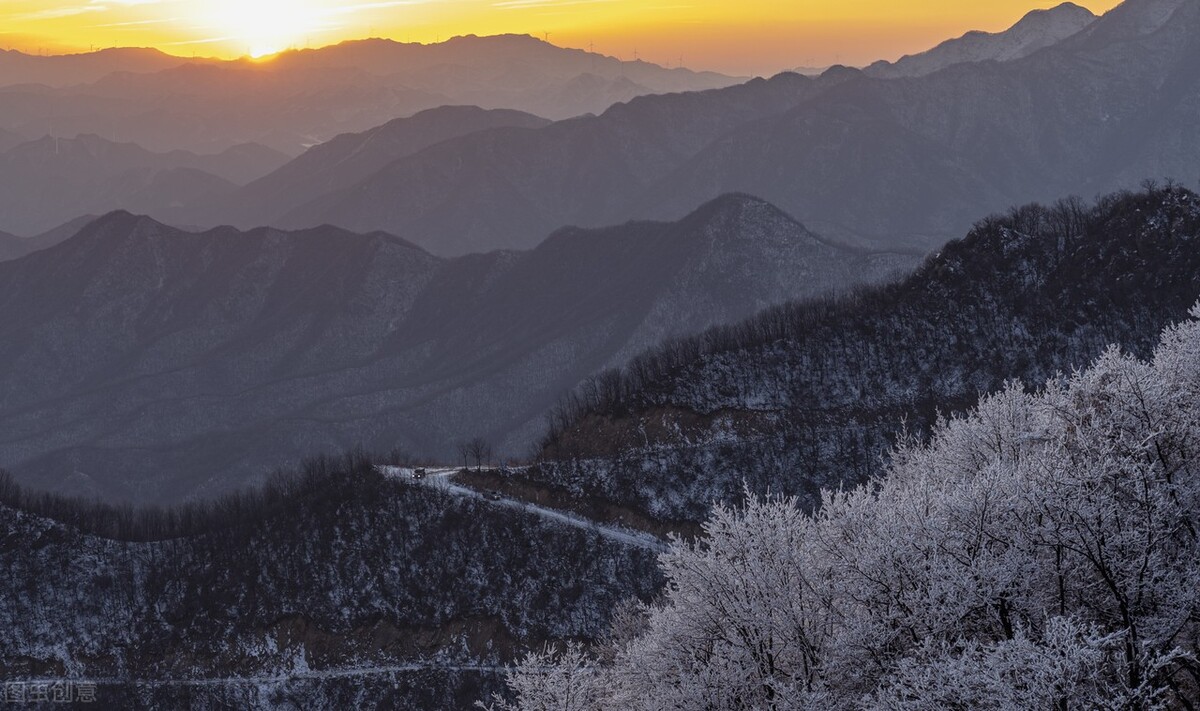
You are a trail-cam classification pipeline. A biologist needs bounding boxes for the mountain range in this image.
[0,196,912,502]
[0,46,204,88]
[177,0,1196,257]
[0,3,1196,706]
[0,134,289,235]
[865,2,1098,78]
[0,216,95,262]
[200,71,829,253]
[0,36,740,155]
[0,0,1192,499]
[1,185,1196,710]
[3,0,1188,255]
[203,106,552,230]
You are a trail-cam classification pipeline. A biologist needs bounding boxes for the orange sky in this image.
[0,0,1123,75]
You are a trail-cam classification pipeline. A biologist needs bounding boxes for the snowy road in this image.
[380,466,667,552]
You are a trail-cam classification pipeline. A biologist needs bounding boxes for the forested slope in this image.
[529,186,1200,525]
[497,296,1200,710]
[0,454,659,707]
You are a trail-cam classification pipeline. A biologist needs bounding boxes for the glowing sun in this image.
[208,0,324,58]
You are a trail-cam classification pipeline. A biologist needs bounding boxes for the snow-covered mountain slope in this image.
[386,466,667,551]
[526,186,1200,525]
[5,189,1199,710]
[0,455,660,708]
[514,308,1200,709]
[866,3,1097,78]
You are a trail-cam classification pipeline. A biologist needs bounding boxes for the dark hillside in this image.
[528,186,1200,525]
[0,454,660,708]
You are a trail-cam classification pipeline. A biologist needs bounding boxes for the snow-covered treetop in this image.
[494,305,1200,709]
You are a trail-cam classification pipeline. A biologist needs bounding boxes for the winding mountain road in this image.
[380,466,667,552]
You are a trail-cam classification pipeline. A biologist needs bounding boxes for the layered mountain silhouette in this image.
[253,72,829,254]
[217,0,1198,256]
[866,2,1098,78]
[528,186,1200,525]
[0,36,739,155]
[204,106,551,229]
[0,134,288,235]
[268,34,738,115]
[0,47,201,88]
[0,216,96,262]
[1,5,1196,706]
[0,196,912,502]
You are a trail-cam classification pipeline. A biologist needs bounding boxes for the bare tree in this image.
[466,437,492,471]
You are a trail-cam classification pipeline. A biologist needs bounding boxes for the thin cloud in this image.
[493,0,616,7]
[94,17,182,28]
[16,5,108,20]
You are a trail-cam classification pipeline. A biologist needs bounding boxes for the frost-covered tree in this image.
[498,307,1200,709]
[480,644,607,711]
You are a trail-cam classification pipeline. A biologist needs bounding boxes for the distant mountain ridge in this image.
[0,196,913,502]
[260,71,831,255]
[0,216,97,262]
[204,106,551,229]
[0,46,193,88]
[271,35,737,97]
[866,3,1098,78]
[0,35,742,155]
[0,134,289,235]
[4,191,1197,710]
[238,0,1199,256]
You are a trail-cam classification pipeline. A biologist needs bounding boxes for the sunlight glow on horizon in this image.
[0,0,1124,75]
